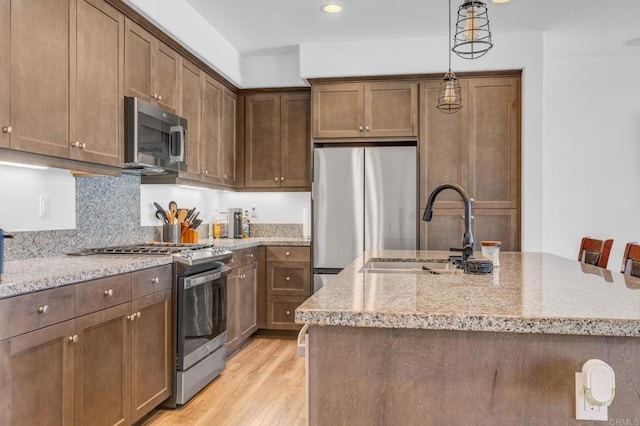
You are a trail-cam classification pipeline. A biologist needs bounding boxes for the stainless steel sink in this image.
[360,258,462,275]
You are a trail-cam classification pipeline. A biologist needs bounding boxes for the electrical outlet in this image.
[39,195,49,217]
[575,372,607,421]
[250,205,257,218]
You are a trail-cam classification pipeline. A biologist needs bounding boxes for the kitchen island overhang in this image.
[296,251,640,425]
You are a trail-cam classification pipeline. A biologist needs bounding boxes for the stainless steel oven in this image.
[173,252,232,405]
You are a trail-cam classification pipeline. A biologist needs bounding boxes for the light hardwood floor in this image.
[143,337,305,426]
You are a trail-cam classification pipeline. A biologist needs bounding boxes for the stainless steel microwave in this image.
[123,96,187,175]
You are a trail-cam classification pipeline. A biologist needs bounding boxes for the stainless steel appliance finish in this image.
[124,96,186,175]
[227,208,242,239]
[313,146,417,282]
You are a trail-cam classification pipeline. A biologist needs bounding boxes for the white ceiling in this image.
[185,0,640,56]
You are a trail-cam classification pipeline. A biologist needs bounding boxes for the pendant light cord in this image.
[448,0,452,73]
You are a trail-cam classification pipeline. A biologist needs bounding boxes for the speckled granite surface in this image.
[296,250,640,337]
[249,224,303,238]
[0,255,172,299]
[0,237,310,299]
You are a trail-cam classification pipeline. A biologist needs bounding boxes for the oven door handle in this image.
[183,266,230,290]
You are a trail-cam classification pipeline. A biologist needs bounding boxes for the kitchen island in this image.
[296,251,640,425]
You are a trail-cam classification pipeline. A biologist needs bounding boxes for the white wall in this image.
[219,192,310,224]
[542,32,640,269]
[0,165,75,231]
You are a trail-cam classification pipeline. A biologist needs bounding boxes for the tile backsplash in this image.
[5,175,154,261]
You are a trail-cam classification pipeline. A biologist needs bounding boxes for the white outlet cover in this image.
[575,372,608,421]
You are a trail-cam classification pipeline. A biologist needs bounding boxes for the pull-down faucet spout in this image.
[423,183,474,261]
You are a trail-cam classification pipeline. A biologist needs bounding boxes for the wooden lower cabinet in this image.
[266,296,308,331]
[0,320,75,426]
[226,248,258,354]
[0,265,172,426]
[130,290,171,423]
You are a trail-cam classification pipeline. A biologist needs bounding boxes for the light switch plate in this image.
[575,372,608,421]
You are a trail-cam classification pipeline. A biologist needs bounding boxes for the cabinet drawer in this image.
[240,247,258,266]
[266,296,308,330]
[0,285,76,340]
[266,246,310,262]
[132,264,172,299]
[76,274,132,317]
[266,261,311,296]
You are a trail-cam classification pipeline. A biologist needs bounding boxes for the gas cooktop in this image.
[69,242,232,266]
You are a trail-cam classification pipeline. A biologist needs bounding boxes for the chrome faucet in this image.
[423,183,474,261]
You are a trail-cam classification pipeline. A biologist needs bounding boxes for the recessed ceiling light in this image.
[322,4,343,14]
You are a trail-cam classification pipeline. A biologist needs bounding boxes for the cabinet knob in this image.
[152,93,158,100]
[81,142,87,149]
[358,126,363,131]
[136,312,141,319]
[68,335,78,343]
[286,276,291,281]
[158,95,162,101]
[128,314,136,321]
[274,177,280,181]
[104,289,113,297]
[285,310,291,316]
[280,176,285,181]
[205,170,209,175]
[365,126,370,132]
[248,253,254,258]
[230,258,234,263]
[152,277,160,284]
[2,126,12,134]
[71,141,78,148]
[37,305,49,314]
[242,274,246,279]
[223,174,228,179]
[285,252,291,256]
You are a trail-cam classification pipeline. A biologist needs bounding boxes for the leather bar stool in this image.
[578,237,613,268]
[621,242,640,277]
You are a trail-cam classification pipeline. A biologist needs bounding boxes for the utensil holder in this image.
[162,224,180,244]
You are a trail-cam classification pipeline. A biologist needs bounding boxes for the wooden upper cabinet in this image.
[312,82,418,139]
[73,0,124,167]
[0,0,9,149]
[281,92,311,188]
[221,88,237,185]
[8,0,72,158]
[179,58,203,180]
[124,18,179,113]
[419,80,469,209]
[467,77,520,209]
[0,320,76,426]
[245,93,281,188]
[244,91,310,189]
[201,74,222,182]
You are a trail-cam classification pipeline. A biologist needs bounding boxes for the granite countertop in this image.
[296,250,640,337]
[0,237,311,300]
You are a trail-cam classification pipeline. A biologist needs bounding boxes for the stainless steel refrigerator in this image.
[313,146,417,291]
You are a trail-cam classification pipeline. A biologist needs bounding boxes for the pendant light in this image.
[437,0,462,114]
[452,1,493,59]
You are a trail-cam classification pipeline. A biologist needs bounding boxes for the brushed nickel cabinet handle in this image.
[38,305,49,314]
[152,277,160,284]
[2,126,12,134]
[104,289,113,297]
[68,335,78,343]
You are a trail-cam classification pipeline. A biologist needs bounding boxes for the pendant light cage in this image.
[453,0,493,60]
[437,72,463,114]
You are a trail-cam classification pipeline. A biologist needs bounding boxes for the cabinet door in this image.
[221,88,237,186]
[245,94,281,187]
[312,83,364,138]
[473,209,519,251]
[9,0,71,158]
[153,41,179,113]
[419,208,465,250]
[74,0,123,167]
[365,82,418,137]
[74,303,131,426]
[0,321,75,426]
[419,80,469,209]
[238,263,257,340]
[281,92,311,188]
[124,19,152,102]
[225,268,239,353]
[201,74,222,182]
[0,0,8,148]
[265,296,307,331]
[131,290,171,423]
[179,58,203,179]
[467,77,520,209]
[266,261,311,297]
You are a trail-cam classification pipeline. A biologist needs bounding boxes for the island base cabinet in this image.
[308,326,640,425]
[0,321,75,426]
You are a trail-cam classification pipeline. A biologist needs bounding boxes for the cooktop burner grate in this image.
[70,242,217,256]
